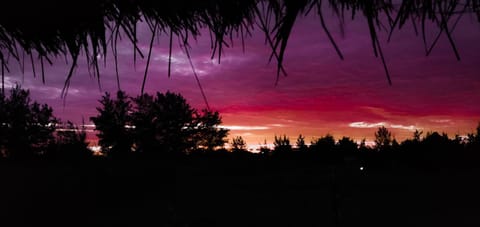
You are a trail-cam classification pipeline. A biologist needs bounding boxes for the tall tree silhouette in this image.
[193,109,229,151]
[0,86,57,158]
[132,92,196,154]
[374,126,392,151]
[91,91,133,157]
[131,93,156,153]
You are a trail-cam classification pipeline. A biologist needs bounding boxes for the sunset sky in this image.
[3,13,480,149]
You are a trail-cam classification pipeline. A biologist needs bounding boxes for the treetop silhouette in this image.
[374,126,392,151]
[90,90,134,156]
[91,90,229,156]
[2,85,480,165]
[231,136,248,153]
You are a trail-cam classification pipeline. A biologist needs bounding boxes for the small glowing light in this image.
[360,166,364,171]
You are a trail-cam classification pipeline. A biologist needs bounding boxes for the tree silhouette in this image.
[413,129,423,142]
[310,134,335,153]
[374,126,392,151]
[423,132,451,146]
[231,136,247,153]
[295,134,307,152]
[130,93,156,153]
[273,134,292,155]
[0,85,57,158]
[91,91,230,156]
[193,109,229,151]
[132,92,196,154]
[337,136,357,154]
[90,91,133,157]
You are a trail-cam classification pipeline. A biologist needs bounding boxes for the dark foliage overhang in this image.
[1,0,479,94]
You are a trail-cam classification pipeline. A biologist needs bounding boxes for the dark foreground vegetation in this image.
[2,87,480,226]
[2,1,480,92]
[1,153,480,227]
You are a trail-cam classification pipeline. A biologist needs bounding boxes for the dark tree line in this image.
[0,87,231,159]
[254,125,480,169]
[0,86,90,159]
[90,90,229,158]
[2,86,480,169]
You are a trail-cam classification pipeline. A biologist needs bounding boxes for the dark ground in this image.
[1,157,479,227]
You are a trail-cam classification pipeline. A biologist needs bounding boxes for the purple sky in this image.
[4,13,480,147]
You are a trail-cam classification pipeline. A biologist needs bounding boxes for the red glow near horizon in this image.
[3,15,480,149]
